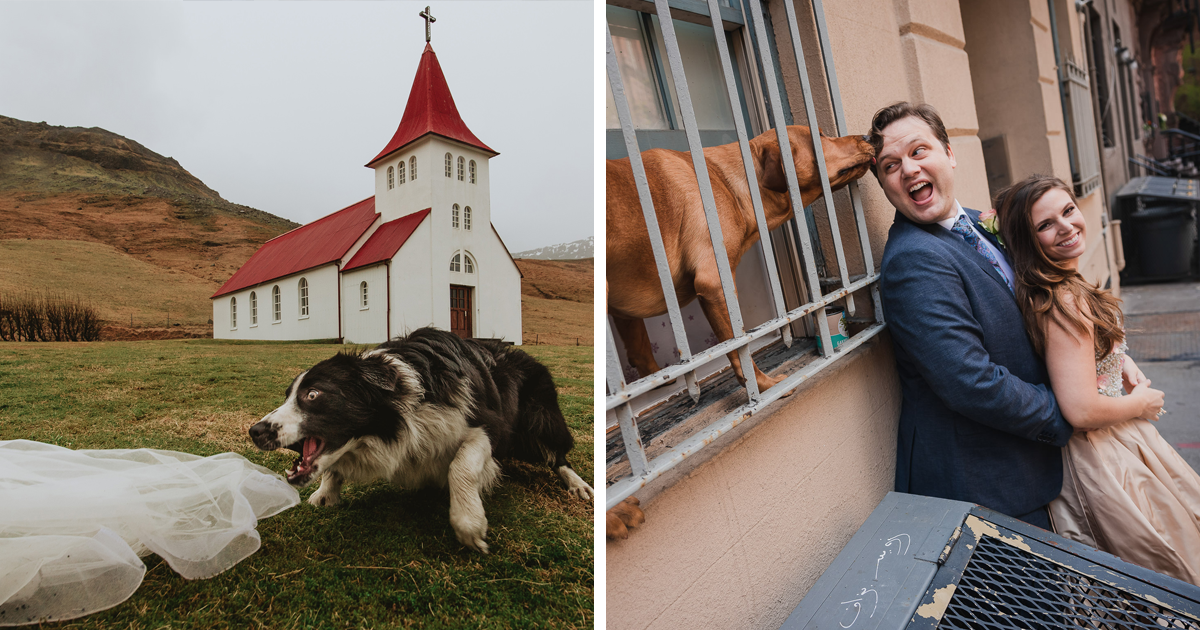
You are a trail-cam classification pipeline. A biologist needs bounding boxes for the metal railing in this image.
[605,0,884,510]
[1063,59,1103,198]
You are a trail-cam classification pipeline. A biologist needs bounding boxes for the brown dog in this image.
[606,126,874,393]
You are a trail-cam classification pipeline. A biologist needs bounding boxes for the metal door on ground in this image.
[450,285,472,338]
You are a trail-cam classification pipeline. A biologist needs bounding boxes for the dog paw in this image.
[308,488,341,507]
[569,483,595,502]
[451,511,490,554]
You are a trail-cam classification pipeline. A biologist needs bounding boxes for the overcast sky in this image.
[0,1,593,253]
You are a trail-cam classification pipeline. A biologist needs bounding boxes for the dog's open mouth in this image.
[285,437,325,484]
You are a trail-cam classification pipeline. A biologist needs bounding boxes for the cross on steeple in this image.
[419,6,436,43]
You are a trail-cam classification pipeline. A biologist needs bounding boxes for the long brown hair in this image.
[994,175,1123,359]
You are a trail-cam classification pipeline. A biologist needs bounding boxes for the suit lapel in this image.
[905,209,1014,299]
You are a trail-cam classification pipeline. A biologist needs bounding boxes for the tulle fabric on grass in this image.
[0,440,299,625]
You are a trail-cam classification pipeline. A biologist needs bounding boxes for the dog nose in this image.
[249,421,272,443]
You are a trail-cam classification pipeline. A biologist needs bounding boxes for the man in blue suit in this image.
[870,102,1074,529]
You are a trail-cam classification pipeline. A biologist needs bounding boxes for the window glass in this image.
[273,286,281,322]
[250,292,257,325]
[650,15,736,131]
[299,278,309,317]
[450,253,461,272]
[445,152,452,177]
[457,156,465,181]
[452,204,460,229]
[230,298,237,329]
[606,6,669,130]
[465,254,474,273]
[469,160,476,184]
[397,160,406,185]
[464,206,472,230]
[605,6,736,132]
[360,281,368,308]
[410,156,417,180]
[387,166,394,190]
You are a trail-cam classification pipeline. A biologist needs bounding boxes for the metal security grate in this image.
[941,535,1200,629]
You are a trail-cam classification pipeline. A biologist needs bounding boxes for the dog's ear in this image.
[360,356,398,392]
[754,136,789,193]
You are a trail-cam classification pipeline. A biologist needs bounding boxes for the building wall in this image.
[340,264,388,344]
[212,264,341,341]
[606,339,901,630]
[390,217,436,336]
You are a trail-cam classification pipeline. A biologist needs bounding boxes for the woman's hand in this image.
[1129,380,1165,420]
[1122,356,1147,394]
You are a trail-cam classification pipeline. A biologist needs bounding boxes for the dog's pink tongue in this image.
[303,437,320,459]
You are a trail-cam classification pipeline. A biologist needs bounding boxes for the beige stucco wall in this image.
[606,338,901,630]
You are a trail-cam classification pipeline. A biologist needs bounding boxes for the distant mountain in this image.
[511,236,593,260]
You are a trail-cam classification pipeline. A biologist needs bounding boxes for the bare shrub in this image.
[0,291,101,342]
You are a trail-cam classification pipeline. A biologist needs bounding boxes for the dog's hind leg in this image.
[695,275,783,395]
[309,470,344,507]
[611,315,661,379]
[448,427,500,553]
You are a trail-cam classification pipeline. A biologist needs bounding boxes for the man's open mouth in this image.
[908,181,932,203]
[285,436,326,484]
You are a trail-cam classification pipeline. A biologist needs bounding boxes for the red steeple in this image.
[367,43,496,167]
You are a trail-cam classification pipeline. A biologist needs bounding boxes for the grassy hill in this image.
[0,239,216,325]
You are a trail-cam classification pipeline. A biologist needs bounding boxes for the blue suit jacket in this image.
[880,207,1074,518]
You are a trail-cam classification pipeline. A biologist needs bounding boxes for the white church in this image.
[211,27,522,345]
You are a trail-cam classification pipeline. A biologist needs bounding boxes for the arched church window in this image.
[469,160,476,184]
[250,291,258,325]
[452,204,460,229]
[387,166,394,190]
[450,253,461,272]
[464,206,472,231]
[272,286,281,323]
[360,281,368,308]
[445,153,452,178]
[397,160,406,185]
[464,253,475,274]
[298,278,309,317]
[457,156,465,181]
[410,156,417,180]
[230,297,237,329]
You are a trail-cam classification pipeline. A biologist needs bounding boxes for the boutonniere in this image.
[978,209,1005,247]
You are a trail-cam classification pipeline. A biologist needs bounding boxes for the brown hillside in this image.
[517,258,593,346]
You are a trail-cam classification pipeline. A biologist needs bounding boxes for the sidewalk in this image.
[1120,279,1200,472]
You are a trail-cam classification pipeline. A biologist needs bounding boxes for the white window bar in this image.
[604,0,886,510]
[1064,59,1102,197]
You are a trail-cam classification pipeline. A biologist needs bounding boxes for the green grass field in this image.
[0,340,594,629]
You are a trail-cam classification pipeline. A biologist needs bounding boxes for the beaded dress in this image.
[1049,337,1200,585]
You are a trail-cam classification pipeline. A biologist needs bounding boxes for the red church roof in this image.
[367,43,496,167]
[211,197,378,298]
[343,208,430,271]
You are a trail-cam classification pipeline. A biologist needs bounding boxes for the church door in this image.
[450,285,472,339]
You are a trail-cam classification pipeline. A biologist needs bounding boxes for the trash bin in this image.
[1129,200,1196,279]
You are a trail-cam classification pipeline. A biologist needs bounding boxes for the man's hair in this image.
[867,102,950,177]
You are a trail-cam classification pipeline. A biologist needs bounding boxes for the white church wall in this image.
[211,264,341,341]
[474,233,522,344]
[389,217,437,336]
[340,264,389,344]
[374,139,434,224]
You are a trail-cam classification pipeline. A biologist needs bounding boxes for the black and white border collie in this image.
[248,327,593,553]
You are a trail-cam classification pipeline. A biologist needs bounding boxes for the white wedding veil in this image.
[0,440,299,625]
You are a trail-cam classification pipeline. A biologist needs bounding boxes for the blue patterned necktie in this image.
[951,214,1013,292]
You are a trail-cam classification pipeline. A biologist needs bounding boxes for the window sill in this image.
[298,315,309,320]
[359,307,369,311]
